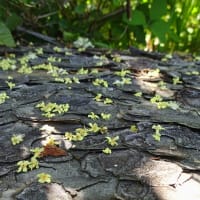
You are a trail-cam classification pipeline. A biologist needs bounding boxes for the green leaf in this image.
[112,0,121,7]
[150,0,167,20]
[123,11,146,26]
[131,25,146,44]
[168,30,180,42]
[0,21,15,47]
[131,10,146,26]
[6,13,22,31]
[150,20,169,42]
[63,31,76,41]
[74,3,86,14]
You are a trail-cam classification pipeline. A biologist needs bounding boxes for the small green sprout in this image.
[103,98,113,104]
[94,93,102,102]
[72,77,80,83]
[150,94,163,103]
[73,37,94,50]
[191,71,199,75]
[35,48,43,55]
[134,92,142,97]
[64,132,74,141]
[47,56,57,62]
[7,76,13,80]
[90,68,99,74]
[115,69,131,77]
[65,127,89,141]
[130,125,138,132]
[46,136,59,146]
[93,78,108,87]
[122,77,132,84]
[152,132,161,141]
[56,104,70,113]
[63,77,73,84]
[148,68,160,76]
[96,60,104,66]
[73,132,84,141]
[100,126,108,134]
[77,67,89,75]
[88,123,101,133]
[43,112,55,118]
[113,77,132,86]
[106,136,119,146]
[33,63,65,77]
[36,102,70,118]
[101,113,111,120]
[0,58,16,70]
[18,66,33,74]
[54,77,65,83]
[0,92,9,104]
[37,173,52,183]
[75,127,88,137]
[6,81,15,90]
[186,71,196,75]
[94,55,108,66]
[17,160,30,173]
[173,77,182,85]
[156,101,170,109]
[150,94,179,110]
[102,147,112,154]
[152,124,165,133]
[29,157,39,170]
[112,55,121,63]
[65,51,72,56]
[92,78,101,86]
[30,147,44,158]
[11,134,24,145]
[152,124,165,141]
[88,112,99,120]
[53,46,62,52]
[150,95,168,109]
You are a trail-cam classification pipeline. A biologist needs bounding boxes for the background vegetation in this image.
[0,0,199,53]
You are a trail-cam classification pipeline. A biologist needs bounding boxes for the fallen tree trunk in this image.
[0,45,200,200]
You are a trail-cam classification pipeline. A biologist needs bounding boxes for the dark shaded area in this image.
[0,45,200,200]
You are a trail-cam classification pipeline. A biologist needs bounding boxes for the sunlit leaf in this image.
[150,0,167,20]
[37,173,52,183]
[0,21,15,47]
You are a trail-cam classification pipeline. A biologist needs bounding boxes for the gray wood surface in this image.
[0,45,200,200]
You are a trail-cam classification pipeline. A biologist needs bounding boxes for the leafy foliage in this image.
[37,173,52,183]
[0,21,15,47]
[0,0,199,52]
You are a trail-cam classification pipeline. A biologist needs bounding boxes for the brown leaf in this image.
[40,144,67,157]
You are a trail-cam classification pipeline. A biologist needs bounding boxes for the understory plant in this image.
[0,0,199,53]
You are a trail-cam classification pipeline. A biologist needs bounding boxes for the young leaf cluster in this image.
[36,101,70,118]
[17,147,44,173]
[150,94,179,110]
[93,93,113,104]
[152,124,165,141]
[0,92,9,104]
[93,78,108,88]
[88,112,111,121]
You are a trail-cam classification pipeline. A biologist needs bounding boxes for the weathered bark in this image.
[0,45,200,200]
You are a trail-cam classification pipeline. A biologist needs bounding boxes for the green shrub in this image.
[0,0,199,53]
